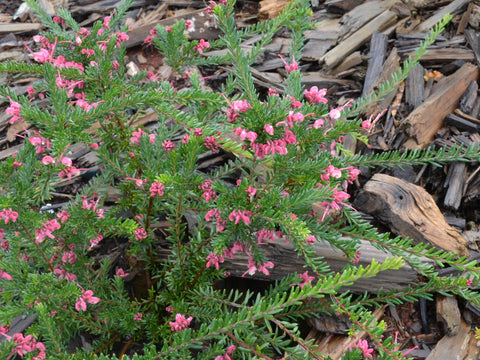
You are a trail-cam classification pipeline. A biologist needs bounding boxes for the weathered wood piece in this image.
[339,0,397,39]
[403,48,475,64]
[321,10,397,69]
[353,173,470,257]
[0,23,42,33]
[405,64,424,110]
[425,319,478,360]
[330,51,363,75]
[436,295,461,336]
[460,80,478,114]
[401,62,479,148]
[465,29,480,68]
[325,0,364,14]
[222,237,424,293]
[415,0,471,33]
[362,31,388,97]
[445,113,479,133]
[258,0,291,20]
[366,47,401,114]
[444,162,466,211]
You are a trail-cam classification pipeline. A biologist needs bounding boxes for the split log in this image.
[353,173,470,257]
[401,62,479,148]
[221,236,428,293]
[321,10,397,69]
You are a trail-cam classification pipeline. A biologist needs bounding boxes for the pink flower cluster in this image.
[4,333,46,360]
[75,289,100,312]
[150,181,165,197]
[304,86,328,104]
[169,313,193,331]
[349,339,373,359]
[199,180,217,203]
[205,209,226,232]
[35,219,61,243]
[214,345,237,360]
[242,257,274,277]
[0,208,18,224]
[228,209,252,225]
[193,39,210,54]
[5,97,24,124]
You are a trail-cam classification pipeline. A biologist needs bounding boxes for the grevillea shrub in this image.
[0,1,478,359]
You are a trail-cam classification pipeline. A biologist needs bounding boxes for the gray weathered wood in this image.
[362,31,388,97]
[415,0,471,33]
[222,237,428,293]
[321,10,397,69]
[405,64,424,110]
[460,80,478,114]
[444,162,466,211]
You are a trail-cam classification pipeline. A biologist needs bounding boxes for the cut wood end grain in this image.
[353,173,471,257]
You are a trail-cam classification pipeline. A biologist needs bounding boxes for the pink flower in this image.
[304,86,328,104]
[205,209,221,222]
[103,14,113,29]
[245,186,256,197]
[5,97,23,124]
[361,109,387,131]
[206,252,225,270]
[61,157,72,167]
[58,165,83,180]
[279,54,298,72]
[42,156,54,165]
[133,313,142,321]
[134,227,148,241]
[0,208,19,224]
[169,313,193,331]
[298,271,315,288]
[306,235,316,245]
[81,48,95,57]
[193,128,203,137]
[34,219,61,243]
[116,268,129,278]
[242,258,274,277]
[88,235,103,250]
[215,345,237,360]
[130,129,144,144]
[204,136,219,153]
[348,167,361,182]
[75,289,100,312]
[350,339,373,358]
[150,181,165,197]
[228,209,252,225]
[0,270,12,281]
[264,124,274,135]
[162,140,175,152]
[193,39,210,54]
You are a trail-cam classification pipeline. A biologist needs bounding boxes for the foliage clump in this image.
[0,1,478,359]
